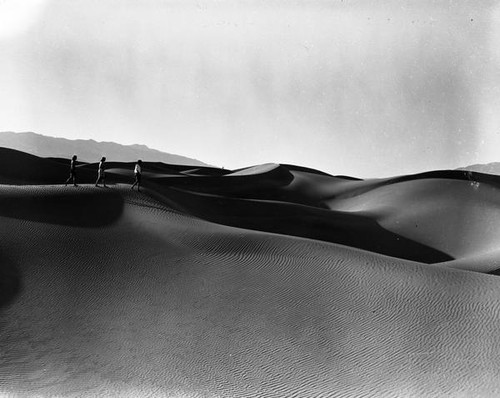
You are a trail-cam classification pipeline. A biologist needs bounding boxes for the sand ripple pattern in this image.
[1,186,500,397]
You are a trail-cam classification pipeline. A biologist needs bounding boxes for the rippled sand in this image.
[1,148,500,397]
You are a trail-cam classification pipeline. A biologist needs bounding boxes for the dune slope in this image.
[143,164,500,270]
[2,150,500,396]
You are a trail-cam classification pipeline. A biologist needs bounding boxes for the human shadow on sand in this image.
[0,189,124,227]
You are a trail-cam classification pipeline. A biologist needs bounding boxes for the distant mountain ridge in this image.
[459,162,500,175]
[0,131,208,166]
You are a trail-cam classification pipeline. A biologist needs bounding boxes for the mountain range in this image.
[0,131,208,166]
[459,162,500,175]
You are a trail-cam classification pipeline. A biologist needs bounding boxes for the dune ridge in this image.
[2,149,500,396]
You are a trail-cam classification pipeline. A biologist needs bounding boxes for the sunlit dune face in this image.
[0,0,47,39]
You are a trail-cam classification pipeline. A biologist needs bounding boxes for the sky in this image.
[1,0,500,177]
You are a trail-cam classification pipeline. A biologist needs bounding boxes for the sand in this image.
[1,147,500,397]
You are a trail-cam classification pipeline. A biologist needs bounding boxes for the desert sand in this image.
[1,147,500,397]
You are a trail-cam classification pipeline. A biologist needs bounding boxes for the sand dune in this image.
[1,149,500,396]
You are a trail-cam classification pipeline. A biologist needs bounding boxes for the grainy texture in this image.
[1,155,500,397]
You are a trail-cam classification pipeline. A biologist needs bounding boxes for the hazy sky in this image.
[1,0,499,177]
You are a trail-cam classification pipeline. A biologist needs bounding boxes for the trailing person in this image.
[95,157,107,187]
[65,155,78,187]
[131,160,143,192]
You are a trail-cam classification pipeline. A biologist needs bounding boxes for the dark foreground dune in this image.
[1,147,500,397]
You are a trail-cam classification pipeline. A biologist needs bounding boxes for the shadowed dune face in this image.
[0,186,124,227]
[326,177,500,265]
[0,252,21,310]
[146,183,453,264]
[0,148,98,185]
[3,150,500,395]
[143,165,500,267]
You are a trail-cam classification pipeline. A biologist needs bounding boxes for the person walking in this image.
[95,157,107,187]
[131,160,143,192]
[65,155,78,187]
